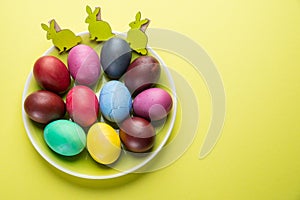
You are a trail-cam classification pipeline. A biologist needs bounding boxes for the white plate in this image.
[22,32,177,179]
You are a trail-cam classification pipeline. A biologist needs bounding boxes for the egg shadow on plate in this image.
[101,116,121,130]
[151,117,167,133]
[53,148,88,162]
[119,143,155,158]
[30,119,47,130]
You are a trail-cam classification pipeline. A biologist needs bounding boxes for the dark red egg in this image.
[124,56,160,96]
[24,90,66,124]
[33,55,71,94]
[120,117,155,153]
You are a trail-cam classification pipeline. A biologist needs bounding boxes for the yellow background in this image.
[1,0,300,199]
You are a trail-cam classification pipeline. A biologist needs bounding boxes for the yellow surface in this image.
[1,0,300,199]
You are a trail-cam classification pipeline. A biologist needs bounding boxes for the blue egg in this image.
[99,80,132,123]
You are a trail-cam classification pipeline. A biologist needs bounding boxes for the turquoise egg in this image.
[99,80,132,123]
[44,120,86,156]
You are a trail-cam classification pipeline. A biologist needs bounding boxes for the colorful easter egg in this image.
[99,80,132,123]
[24,90,65,124]
[33,56,71,94]
[87,122,121,164]
[120,117,155,153]
[100,37,132,79]
[124,56,160,96]
[133,88,173,121]
[68,44,101,87]
[66,85,99,127]
[44,119,86,156]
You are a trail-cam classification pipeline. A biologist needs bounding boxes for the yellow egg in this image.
[87,122,121,165]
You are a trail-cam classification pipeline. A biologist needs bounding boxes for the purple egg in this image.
[68,44,101,87]
[133,88,173,121]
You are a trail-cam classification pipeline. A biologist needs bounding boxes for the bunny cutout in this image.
[41,20,81,53]
[85,5,114,42]
[127,12,150,55]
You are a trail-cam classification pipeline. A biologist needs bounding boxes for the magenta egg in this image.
[66,85,99,127]
[133,88,173,121]
[68,44,101,87]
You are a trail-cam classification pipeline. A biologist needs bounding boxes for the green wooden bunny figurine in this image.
[127,12,150,55]
[41,19,81,53]
[85,5,114,42]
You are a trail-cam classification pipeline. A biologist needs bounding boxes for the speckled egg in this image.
[133,88,173,121]
[100,37,132,79]
[99,80,132,123]
[44,120,86,156]
[68,44,101,87]
[87,122,121,164]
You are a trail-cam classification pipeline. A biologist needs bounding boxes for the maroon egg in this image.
[24,90,66,124]
[33,56,71,94]
[66,85,99,127]
[120,117,155,153]
[124,56,160,96]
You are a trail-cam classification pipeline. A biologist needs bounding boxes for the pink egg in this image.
[66,85,99,127]
[133,88,173,121]
[67,44,101,87]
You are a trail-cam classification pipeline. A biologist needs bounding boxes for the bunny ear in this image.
[41,23,49,31]
[135,11,141,21]
[86,5,92,15]
[140,19,149,26]
[50,20,55,29]
[140,19,150,32]
[94,7,100,15]
[49,19,61,32]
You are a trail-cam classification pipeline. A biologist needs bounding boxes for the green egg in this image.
[44,120,86,156]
